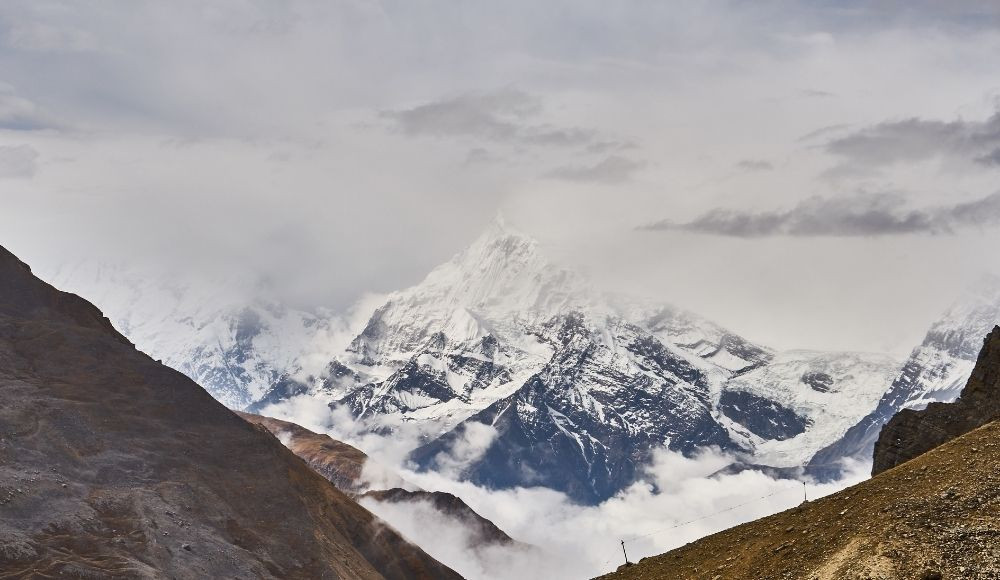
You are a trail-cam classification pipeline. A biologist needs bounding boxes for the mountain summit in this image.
[38,223,901,503]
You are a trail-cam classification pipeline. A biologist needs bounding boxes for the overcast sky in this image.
[2,0,1000,354]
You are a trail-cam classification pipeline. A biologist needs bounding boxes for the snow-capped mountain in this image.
[320,219,899,502]
[808,274,1000,478]
[41,219,901,503]
[39,262,336,409]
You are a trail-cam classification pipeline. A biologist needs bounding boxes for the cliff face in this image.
[0,245,460,580]
[872,325,1000,475]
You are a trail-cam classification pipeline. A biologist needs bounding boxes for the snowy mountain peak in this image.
[419,217,589,315]
[926,273,1000,359]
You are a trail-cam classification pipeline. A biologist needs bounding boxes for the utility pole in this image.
[621,539,629,565]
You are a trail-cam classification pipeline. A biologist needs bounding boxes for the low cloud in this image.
[546,155,645,184]
[259,396,867,579]
[0,144,39,178]
[642,191,1000,237]
[428,422,499,478]
[824,110,1000,173]
[373,447,867,579]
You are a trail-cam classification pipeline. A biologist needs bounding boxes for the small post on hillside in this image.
[620,539,629,565]
[802,481,807,503]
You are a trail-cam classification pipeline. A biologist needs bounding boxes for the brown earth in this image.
[0,245,461,579]
[873,325,1000,475]
[596,420,1000,579]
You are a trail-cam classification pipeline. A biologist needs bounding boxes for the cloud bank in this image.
[261,395,867,580]
[643,191,1000,238]
[824,110,1000,174]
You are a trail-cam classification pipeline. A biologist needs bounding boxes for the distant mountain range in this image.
[809,274,1000,479]
[52,219,1000,503]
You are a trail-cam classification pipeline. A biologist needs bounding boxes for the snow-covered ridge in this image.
[41,218,903,502]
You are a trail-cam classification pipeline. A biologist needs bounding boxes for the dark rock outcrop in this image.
[872,325,1000,475]
[0,245,460,579]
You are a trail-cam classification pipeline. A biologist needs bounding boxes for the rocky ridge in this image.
[872,325,1000,475]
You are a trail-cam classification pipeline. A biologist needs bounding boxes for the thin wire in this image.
[621,486,800,544]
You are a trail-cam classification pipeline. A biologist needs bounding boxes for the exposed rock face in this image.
[872,325,1000,475]
[0,245,459,580]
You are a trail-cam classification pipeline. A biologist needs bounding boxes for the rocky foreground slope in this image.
[598,420,1000,580]
[0,245,459,579]
[597,327,1000,580]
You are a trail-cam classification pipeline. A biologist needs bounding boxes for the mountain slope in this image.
[809,275,1000,477]
[597,420,1000,579]
[0,245,460,579]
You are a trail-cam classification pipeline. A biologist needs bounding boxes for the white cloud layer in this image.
[262,395,868,579]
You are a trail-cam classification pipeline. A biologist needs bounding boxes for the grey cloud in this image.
[642,191,1000,238]
[799,89,835,98]
[0,85,56,130]
[463,147,497,166]
[382,89,539,141]
[5,22,98,53]
[0,144,39,178]
[546,155,645,184]
[382,89,623,151]
[824,111,1000,171]
[736,159,774,171]
[797,123,851,142]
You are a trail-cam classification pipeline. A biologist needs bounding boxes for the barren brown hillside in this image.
[0,245,461,579]
[597,418,1000,580]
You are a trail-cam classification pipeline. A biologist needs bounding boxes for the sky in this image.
[2,0,1000,354]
